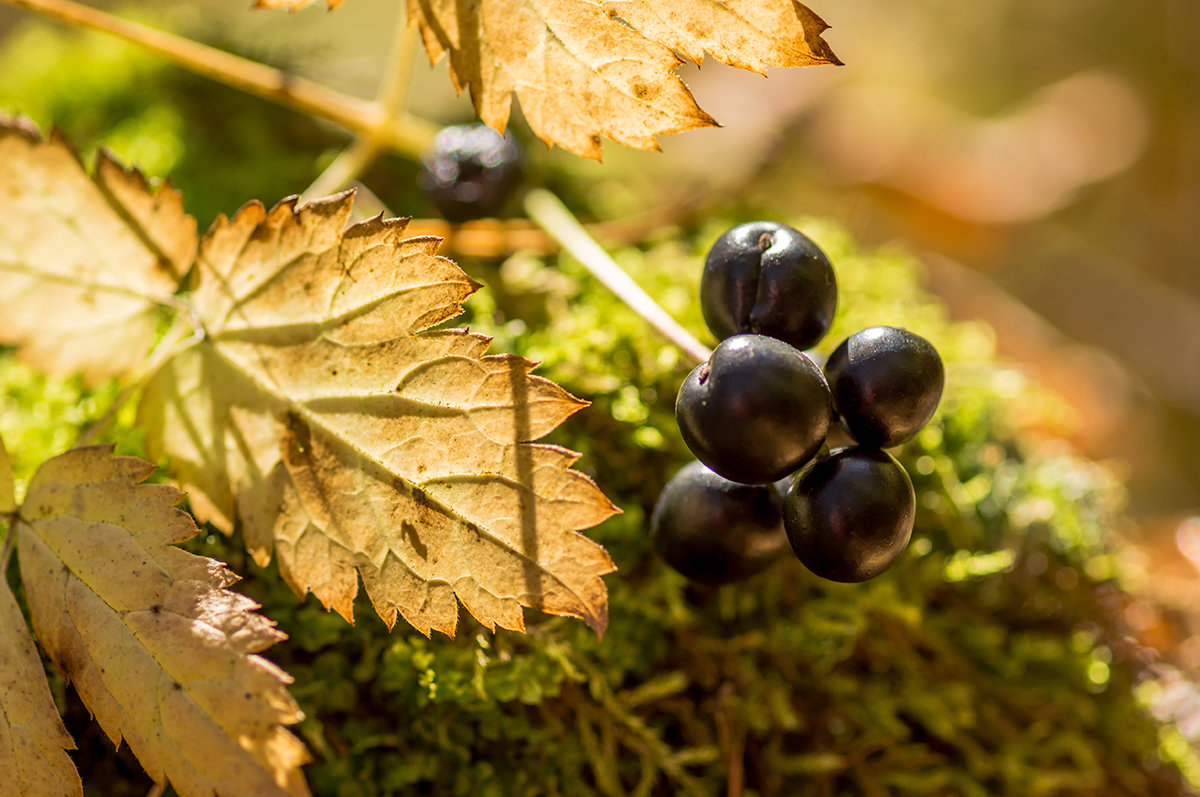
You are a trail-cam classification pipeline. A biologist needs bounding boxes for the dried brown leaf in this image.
[0,558,82,797]
[406,0,717,158]
[601,1,841,73]
[15,446,309,797]
[138,192,618,637]
[254,2,839,158]
[0,117,196,383]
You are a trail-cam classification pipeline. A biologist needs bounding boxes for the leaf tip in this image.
[586,600,610,640]
[1,112,47,144]
[297,187,357,214]
[796,5,843,66]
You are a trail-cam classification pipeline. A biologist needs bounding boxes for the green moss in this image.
[6,219,1191,794]
[253,225,1195,795]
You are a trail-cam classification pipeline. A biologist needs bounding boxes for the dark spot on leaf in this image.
[401,521,428,561]
[284,411,313,459]
[151,604,163,614]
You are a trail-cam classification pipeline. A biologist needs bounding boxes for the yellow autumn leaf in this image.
[14,445,309,797]
[138,191,618,637]
[0,117,196,384]
[0,516,82,796]
[254,2,840,158]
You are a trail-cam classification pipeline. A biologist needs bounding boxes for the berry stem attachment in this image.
[2,0,438,159]
[524,189,713,366]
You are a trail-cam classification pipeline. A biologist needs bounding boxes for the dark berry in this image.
[783,447,915,583]
[650,460,788,583]
[676,334,831,484]
[418,123,523,222]
[824,326,944,448]
[700,221,837,351]
[782,444,912,583]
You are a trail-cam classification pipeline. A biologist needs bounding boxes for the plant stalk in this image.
[304,16,423,199]
[2,0,438,158]
[524,189,712,366]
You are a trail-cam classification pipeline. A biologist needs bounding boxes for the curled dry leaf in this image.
[138,191,618,637]
[0,116,196,384]
[254,2,840,158]
[14,446,309,797]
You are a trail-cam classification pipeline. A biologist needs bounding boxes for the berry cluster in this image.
[651,222,944,584]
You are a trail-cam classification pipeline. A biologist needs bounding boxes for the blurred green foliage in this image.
[1,16,1198,797]
[0,13,379,231]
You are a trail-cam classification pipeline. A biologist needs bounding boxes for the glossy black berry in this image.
[700,221,837,351]
[650,460,788,583]
[824,326,944,448]
[783,447,915,583]
[418,123,523,222]
[676,334,831,485]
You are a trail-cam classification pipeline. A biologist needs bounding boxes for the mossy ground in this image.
[2,18,1198,796]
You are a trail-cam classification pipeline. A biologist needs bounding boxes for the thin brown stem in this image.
[304,137,382,202]
[378,19,422,127]
[304,17,423,199]
[2,0,437,158]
